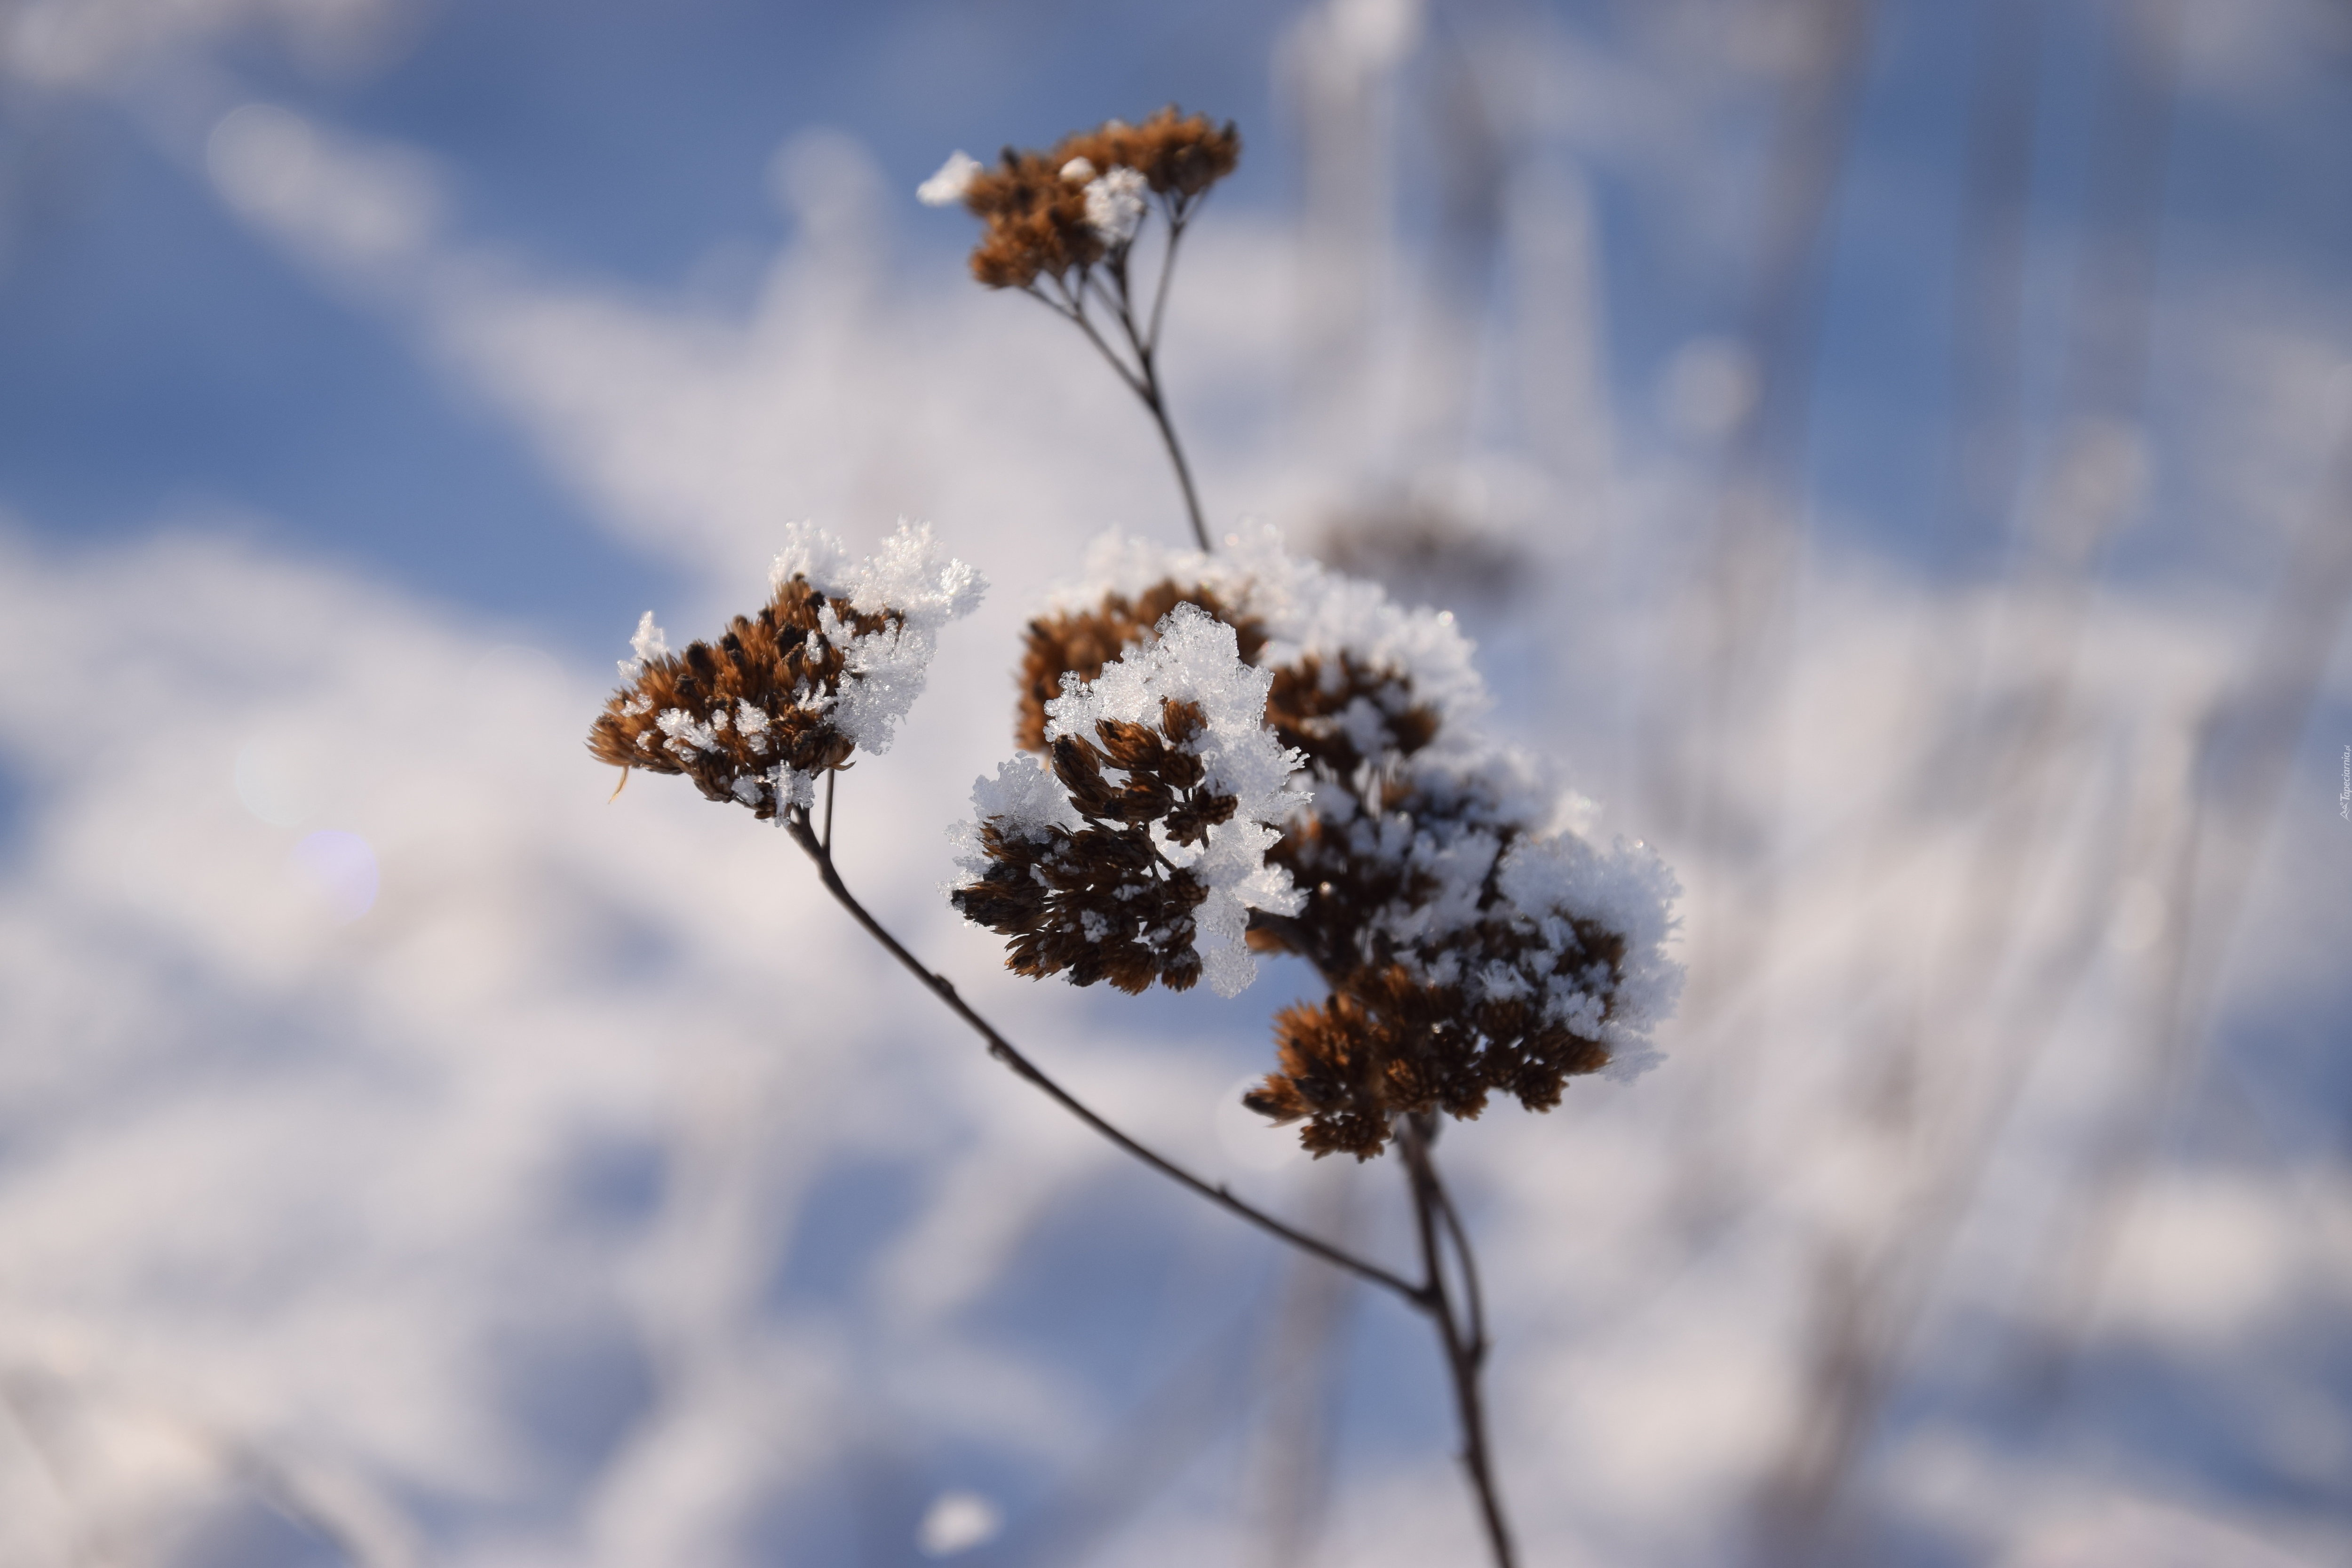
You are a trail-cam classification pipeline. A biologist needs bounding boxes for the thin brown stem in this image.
[1144,207,1188,354]
[1029,279,1148,399]
[1427,1138,1490,1368]
[787,810,1521,1566]
[1401,1113,1517,1568]
[1102,246,1209,555]
[1137,369,1211,554]
[1089,255,1134,329]
[779,804,1422,1303]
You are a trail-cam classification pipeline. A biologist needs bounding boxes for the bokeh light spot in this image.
[290,830,378,923]
[916,1490,1001,1557]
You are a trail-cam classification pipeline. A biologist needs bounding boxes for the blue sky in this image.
[7,1,2347,621]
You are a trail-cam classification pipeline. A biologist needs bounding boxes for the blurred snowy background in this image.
[1,0,2348,1564]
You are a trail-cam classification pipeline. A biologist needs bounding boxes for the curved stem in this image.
[779,805,1423,1304]
[784,802,1516,1566]
[1139,377,1212,554]
[1401,1114,1517,1568]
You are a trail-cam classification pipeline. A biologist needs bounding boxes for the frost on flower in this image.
[771,519,986,756]
[1083,166,1148,247]
[916,151,981,207]
[618,611,669,679]
[1011,529,1682,1158]
[950,604,1304,999]
[587,521,984,821]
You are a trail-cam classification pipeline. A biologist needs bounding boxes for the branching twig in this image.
[1400,1112,1517,1568]
[1102,244,1212,555]
[1145,207,1188,353]
[1020,224,1212,552]
[783,807,1527,1567]
[779,804,1422,1302]
[1029,279,1148,399]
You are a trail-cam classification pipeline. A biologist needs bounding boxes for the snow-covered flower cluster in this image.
[586,522,983,820]
[950,604,1304,999]
[994,529,1682,1158]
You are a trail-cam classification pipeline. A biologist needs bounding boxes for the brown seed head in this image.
[1241,747,1632,1157]
[1000,571,1647,1157]
[951,698,1231,995]
[949,109,1241,290]
[1053,107,1241,201]
[586,575,896,820]
[962,148,1105,289]
[1245,927,1623,1161]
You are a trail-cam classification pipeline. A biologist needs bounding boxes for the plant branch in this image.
[1402,1113,1517,1568]
[1024,247,1210,552]
[779,804,1423,1304]
[1426,1131,1490,1367]
[1088,258,1134,330]
[1138,366,1211,554]
[1102,247,1211,553]
[1027,278,1147,397]
[1144,207,1188,355]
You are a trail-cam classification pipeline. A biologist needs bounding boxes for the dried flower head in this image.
[1245,805,1677,1158]
[588,522,984,820]
[999,530,1681,1157]
[954,147,1108,289]
[1017,579,1265,753]
[921,107,1241,290]
[1247,923,1627,1160]
[951,603,1304,998]
[1054,107,1241,202]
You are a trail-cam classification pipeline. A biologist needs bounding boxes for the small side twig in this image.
[1143,200,1192,355]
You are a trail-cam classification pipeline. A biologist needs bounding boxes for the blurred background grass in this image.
[0,1,2346,1564]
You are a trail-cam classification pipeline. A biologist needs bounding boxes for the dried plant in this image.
[589,525,983,820]
[998,546,1678,1163]
[921,107,1241,551]
[588,111,1680,1568]
[951,602,1303,998]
